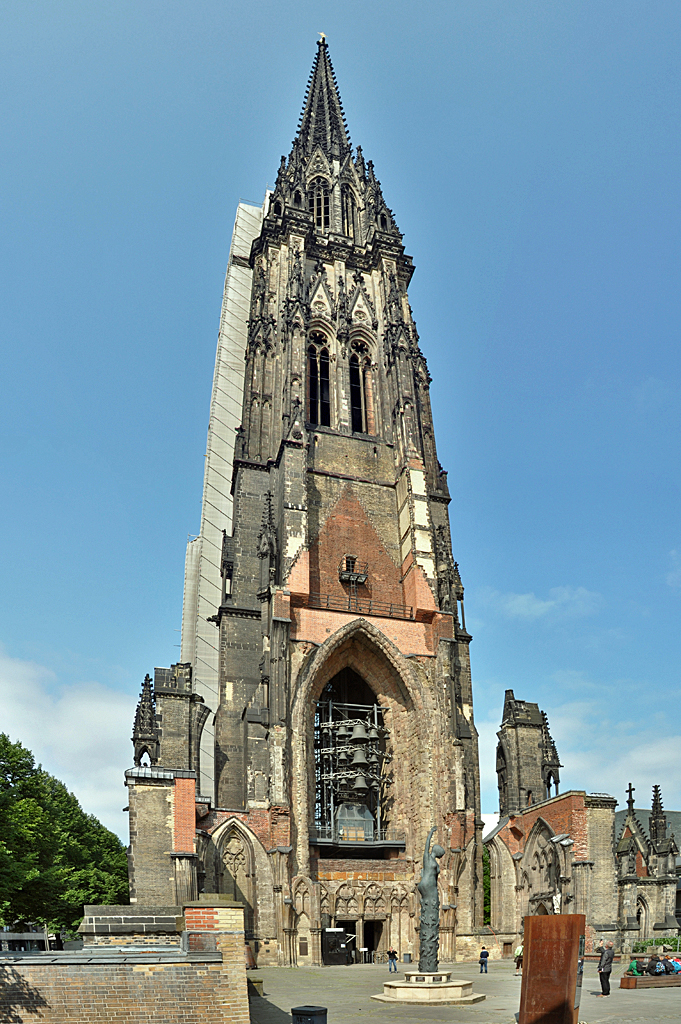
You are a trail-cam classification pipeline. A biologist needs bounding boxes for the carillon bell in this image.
[352,774,369,793]
[367,725,379,741]
[351,747,369,767]
[337,723,350,741]
[350,722,368,743]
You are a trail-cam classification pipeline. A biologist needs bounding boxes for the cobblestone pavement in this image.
[248,959,681,1024]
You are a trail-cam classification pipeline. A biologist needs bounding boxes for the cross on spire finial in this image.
[626,782,635,811]
[319,32,326,43]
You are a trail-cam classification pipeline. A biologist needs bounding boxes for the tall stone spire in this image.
[132,674,159,766]
[649,784,667,843]
[131,38,484,959]
[295,38,351,160]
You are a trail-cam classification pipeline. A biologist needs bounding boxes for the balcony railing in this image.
[309,826,406,845]
[307,593,414,620]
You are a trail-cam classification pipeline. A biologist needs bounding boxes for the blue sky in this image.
[1,1,680,839]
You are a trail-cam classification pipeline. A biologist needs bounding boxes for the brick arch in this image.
[290,618,436,873]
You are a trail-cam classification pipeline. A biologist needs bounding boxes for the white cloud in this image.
[667,550,681,589]
[535,696,681,813]
[480,585,602,620]
[0,648,132,840]
[481,812,499,839]
[477,718,501,798]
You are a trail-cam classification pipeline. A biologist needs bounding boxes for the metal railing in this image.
[307,593,414,620]
[309,826,406,844]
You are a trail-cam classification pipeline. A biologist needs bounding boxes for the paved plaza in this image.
[249,959,681,1024]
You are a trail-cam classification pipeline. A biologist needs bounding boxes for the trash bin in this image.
[291,1006,327,1024]
[403,953,412,964]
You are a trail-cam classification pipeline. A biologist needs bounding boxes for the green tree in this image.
[0,734,128,934]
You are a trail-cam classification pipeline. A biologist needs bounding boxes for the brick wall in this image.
[0,955,249,1024]
[202,805,291,849]
[494,791,590,859]
[173,777,196,851]
[313,858,412,883]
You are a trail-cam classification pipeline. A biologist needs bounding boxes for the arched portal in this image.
[216,822,256,937]
[290,619,435,874]
[636,895,649,938]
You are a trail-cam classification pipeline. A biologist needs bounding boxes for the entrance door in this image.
[363,920,383,962]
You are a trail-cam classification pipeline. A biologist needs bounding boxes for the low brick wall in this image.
[0,948,249,1023]
[79,905,182,946]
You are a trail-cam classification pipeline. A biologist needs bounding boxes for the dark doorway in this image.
[363,920,383,962]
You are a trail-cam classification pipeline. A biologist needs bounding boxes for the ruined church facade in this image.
[485,691,679,954]
[127,40,484,966]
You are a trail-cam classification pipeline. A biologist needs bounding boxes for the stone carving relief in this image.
[335,883,359,917]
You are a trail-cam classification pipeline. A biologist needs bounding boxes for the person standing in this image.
[597,940,614,996]
[514,942,524,976]
[479,946,490,973]
[387,946,398,973]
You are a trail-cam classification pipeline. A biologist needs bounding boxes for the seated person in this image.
[626,958,644,976]
[661,956,677,974]
[646,955,662,975]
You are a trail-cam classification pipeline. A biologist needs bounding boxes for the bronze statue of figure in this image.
[417,826,445,972]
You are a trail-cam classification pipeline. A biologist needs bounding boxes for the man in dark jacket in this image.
[597,941,615,995]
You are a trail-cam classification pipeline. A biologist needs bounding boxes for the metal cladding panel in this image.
[519,913,586,1024]
[180,199,265,799]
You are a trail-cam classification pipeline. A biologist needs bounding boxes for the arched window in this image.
[350,355,363,432]
[363,360,375,433]
[307,334,330,427]
[308,177,330,229]
[341,185,359,240]
[350,354,374,434]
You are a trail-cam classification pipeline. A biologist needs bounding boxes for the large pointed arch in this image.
[290,618,441,873]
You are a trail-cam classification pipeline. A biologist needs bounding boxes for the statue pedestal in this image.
[371,971,486,1005]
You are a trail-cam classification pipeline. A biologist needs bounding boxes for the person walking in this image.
[479,946,489,973]
[514,943,524,976]
[597,940,614,996]
[387,946,398,973]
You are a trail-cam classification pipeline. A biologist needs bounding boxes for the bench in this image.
[620,974,681,989]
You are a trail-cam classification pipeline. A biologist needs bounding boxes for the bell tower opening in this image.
[312,668,401,857]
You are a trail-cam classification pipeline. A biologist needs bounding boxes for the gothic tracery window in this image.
[308,177,330,229]
[350,354,374,434]
[307,333,331,427]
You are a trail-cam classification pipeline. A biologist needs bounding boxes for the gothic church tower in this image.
[129,40,483,965]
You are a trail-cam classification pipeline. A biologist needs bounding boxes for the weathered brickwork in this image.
[0,960,249,1024]
[173,777,197,850]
